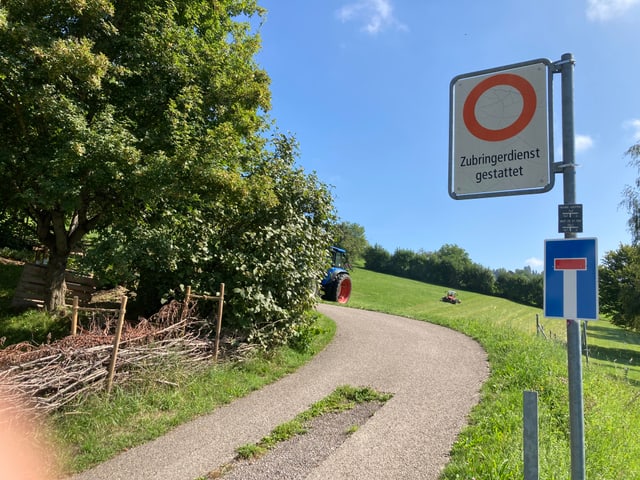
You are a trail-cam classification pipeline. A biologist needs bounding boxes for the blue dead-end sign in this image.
[544,238,598,320]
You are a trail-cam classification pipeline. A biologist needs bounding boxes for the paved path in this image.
[70,304,488,480]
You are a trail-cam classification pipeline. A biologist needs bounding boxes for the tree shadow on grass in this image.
[587,321,640,346]
[585,322,640,385]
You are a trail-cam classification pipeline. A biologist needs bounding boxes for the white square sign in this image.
[449,59,554,199]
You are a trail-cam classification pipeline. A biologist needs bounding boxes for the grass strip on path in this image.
[202,385,392,479]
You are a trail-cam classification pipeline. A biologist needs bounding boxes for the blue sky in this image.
[254,0,640,272]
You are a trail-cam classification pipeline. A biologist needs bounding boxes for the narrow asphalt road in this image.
[70,304,489,480]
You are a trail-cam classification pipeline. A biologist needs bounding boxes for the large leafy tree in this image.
[363,243,391,273]
[0,0,270,309]
[623,142,640,243]
[494,267,543,307]
[430,244,473,288]
[605,142,640,329]
[599,244,640,329]
[85,133,336,345]
[333,221,368,262]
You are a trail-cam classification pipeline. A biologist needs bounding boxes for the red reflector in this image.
[555,258,586,270]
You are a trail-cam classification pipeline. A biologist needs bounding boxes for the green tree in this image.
[0,0,270,310]
[84,134,336,344]
[461,263,495,295]
[432,244,473,287]
[407,250,432,282]
[622,142,640,243]
[599,244,640,329]
[494,268,543,307]
[610,142,640,329]
[389,248,417,278]
[333,221,368,262]
[363,244,391,273]
[211,136,335,345]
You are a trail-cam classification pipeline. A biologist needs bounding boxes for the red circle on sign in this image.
[462,73,537,142]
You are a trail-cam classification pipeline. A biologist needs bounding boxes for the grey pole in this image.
[561,52,578,235]
[560,52,586,480]
[524,391,539,480]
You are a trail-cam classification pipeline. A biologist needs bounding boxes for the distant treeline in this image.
[363,244,543,308]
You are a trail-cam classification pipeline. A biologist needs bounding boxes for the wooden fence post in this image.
[214,283,225,362]
[180,286,192,322]
[180,285,192,335]
[71,296,79,336]
[106,296,128,394]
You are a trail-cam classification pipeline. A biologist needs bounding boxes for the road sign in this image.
[449,59,554,199]
[544,238,598,320]
[558,204,583,233]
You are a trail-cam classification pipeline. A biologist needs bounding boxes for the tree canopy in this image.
[599,244,640,329]
[598,141,640,329]
[623,142,640,244]
[0,0,272,309]
[1,0,337,348]
[333,221,368,262]
[85,134,335,342]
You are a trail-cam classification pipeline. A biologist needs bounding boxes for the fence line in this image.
[536,314,590,362]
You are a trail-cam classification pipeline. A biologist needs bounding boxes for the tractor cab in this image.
[330,246,350,270]
[320,246,352,303]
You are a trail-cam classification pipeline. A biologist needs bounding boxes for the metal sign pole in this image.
[557,52,586,480]
[524,391,540,480]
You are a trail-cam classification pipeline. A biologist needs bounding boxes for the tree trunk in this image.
[45,250,69,311]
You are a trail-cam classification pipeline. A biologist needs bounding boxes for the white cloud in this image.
[336,0,407,34]
[554,134,594,160]
[575,134,594,152]
[586,0,640,21]
[624,119,640,141]
[525,257,544,271]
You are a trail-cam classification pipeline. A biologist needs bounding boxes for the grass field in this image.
[2,261,640,478]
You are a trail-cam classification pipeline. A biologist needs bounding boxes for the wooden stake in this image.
[106,296,128,394]
[71,296,79,336]
[180,286,192,334]
[214,283,225,362]
[180,286,192,321]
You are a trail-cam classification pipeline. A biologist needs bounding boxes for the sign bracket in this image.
[553,162,579,173]
[551,57,575,73]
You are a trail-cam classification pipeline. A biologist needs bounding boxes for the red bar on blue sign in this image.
[554,258,587,270]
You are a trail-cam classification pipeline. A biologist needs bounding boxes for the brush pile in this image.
[0,300,239,415]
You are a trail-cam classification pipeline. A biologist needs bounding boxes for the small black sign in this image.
[558,204,583,233]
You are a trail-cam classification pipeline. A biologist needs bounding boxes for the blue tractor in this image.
[320,246,352,304]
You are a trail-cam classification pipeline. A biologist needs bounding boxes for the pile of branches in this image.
[0,300,246,415]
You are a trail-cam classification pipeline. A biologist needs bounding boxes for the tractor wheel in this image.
[327,274,352,303]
